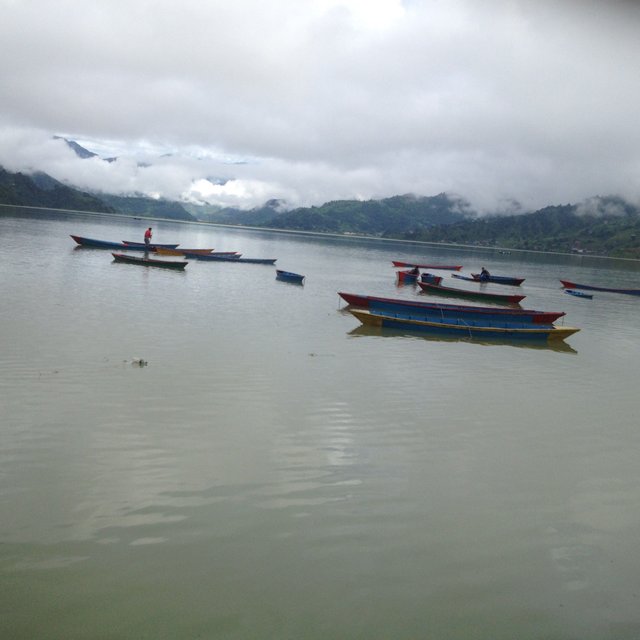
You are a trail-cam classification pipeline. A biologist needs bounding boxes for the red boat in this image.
[393,261,462,270]
[338,292,564,324]
[396,269,419,284]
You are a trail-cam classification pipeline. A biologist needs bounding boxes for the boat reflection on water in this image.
[346,324,578,354]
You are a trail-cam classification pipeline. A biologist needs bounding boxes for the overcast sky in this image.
[1,0,639,212]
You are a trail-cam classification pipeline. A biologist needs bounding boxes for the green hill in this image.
[402,197,640,259]
[0,167,114,213]
[99,194,196,222]
[192,193,470,235]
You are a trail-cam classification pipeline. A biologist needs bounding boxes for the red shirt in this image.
[144,229,152,240]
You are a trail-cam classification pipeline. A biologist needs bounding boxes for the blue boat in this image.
[396,269,419,284]
[560,279,640,296]
[276,269,305,284]
[452,273,525,286]
[565,289,593,299]
[71,235,179,251]
[349,309,579,343]
[338,292,566,324]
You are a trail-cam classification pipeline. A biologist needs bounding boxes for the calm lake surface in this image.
[1,206,640,639]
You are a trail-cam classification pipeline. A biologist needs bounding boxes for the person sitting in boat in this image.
[144,227,153,246]
[479,267,490,281]
[409,266,420,276]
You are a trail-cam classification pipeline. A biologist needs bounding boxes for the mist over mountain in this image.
[0,166,114,213]
[1,159,639,259]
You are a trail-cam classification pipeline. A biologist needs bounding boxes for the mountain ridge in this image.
[1,164,639,258]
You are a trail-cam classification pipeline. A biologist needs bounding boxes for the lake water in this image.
[1,206,640,639]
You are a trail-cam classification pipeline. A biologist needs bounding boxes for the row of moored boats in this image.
[342,259,638,346]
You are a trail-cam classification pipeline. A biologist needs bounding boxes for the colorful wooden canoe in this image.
[418,281,526,304]
[111,253,187,270]
[560,280,640,296]
[349,308,579,342]
[452,273,525,286]
[71,235,179,251]
[565,289,593,299]
[183,252,276,264]
[338,292,565,324]
[276,269,305,284]
[392,261,462,270]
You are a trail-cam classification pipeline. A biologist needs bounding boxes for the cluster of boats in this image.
[73,236,638,346]
[341,292,579,343]
[71,234,278,268]
[349,261,578,345]
[71,235,309,283]
[345,259,639,345]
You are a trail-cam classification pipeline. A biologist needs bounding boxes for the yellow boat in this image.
[349,309,579,342]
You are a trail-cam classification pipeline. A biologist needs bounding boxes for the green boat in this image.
[417,281,525,304]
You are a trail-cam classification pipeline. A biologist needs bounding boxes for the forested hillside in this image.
[198,193,471,235]
[401,197,640,259]
[99,195,196,221]
[2,164,639,258]
[0,167,195,221]
[0,167,114,213]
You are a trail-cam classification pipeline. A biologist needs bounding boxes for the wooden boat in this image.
[397,269,419,284]
[418,280,525,304]
[452,273,525,286]
[183,252,276,264]
[111,253,187,270]
[153,247,215,256]
[338,292,566,324]
[420,273,443,285]
[560,280,640,296]
[122,240,182,249]
[349,308,579,342]
[276,269,305,284]
[71,235,179,251]
[392,261,462,270]
[565,289,593,299]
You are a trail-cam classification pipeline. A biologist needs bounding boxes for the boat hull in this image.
[392,261,462,270]
[350,309,578,342]
[565,289,593,299]
[111,253,187,269]
[122,240,180,248]
[338,292,565,324]
[183,252,276,264]
[560,280,640,296]
[276,270,305,284]
[71,235,179,251]
[397,270,419,283]
[153,247,215,256]
[453,273,525,286]
[418,281,525,304]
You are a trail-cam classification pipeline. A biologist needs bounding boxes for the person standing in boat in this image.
[479,267,490,281]
[144,227,153,247]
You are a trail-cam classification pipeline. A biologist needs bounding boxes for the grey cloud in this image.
[1,0,640,212]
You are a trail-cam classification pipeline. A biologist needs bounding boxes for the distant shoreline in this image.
[2,202,639,264]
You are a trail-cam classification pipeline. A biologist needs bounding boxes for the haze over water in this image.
[2,207,640,639]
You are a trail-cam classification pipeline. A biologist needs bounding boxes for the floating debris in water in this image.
[125,357,148,367]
